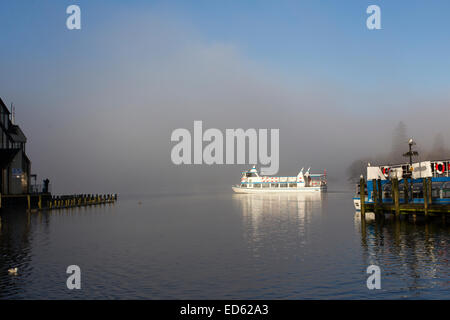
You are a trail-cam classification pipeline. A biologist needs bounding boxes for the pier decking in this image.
[358,176,448,221]
[0,193,117,211]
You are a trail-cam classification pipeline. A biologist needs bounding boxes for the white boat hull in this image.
[232,186,326,193]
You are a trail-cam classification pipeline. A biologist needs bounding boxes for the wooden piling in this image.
[377,179,382,205]
[27,195,31,211]
[393,178,400,216]
[427,177,432,205]
[423,178,429,216]
[403,178,409,204]
[372,179,379,213]
[360,176,366,217]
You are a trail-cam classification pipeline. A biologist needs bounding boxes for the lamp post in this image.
[402,138,419,202]
[404,138,418,167]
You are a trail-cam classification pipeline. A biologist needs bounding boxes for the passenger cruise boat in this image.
[353,159,450,210]
[232,166,327,193]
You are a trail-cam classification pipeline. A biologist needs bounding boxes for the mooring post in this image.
[377,179,382,205]
[403,178,409,204]
[423,178,429,216]
[360,176,366,218]
[372,179,378,213]
[27,194,31,211]
[38,195,42,210]
[427,177,432,205]
[393,178,400,216]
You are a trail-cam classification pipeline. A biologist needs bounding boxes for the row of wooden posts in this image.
[29,194,117,211]
[360,176,436,218]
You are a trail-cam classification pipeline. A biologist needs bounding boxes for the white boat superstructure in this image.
[232,166,327,193]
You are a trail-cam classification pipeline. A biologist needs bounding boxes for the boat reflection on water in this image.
[232,193,327,254]
[355,213,449,296]
[233,193,325,219]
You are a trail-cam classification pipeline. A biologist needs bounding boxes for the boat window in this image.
[432,181,443,187]
[271,183,279,188]
[432,189,439,198]
[379,184,390,198]
[240,184,245,188]
[262,183,270,188]
[289,183,297,188]
[412,183,423,199]
[254,184,261,188]
[432,184,441,198]
[444,188,450,198]
[442,182,450,198]
[279,183,288,188]
[246,172,258,178]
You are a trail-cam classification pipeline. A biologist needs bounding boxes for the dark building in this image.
[0,98,31,195]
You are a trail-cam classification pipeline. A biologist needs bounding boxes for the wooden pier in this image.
[0,193,117,211]
[359,176,448,221]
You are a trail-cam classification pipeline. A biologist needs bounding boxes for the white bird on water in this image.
[8,268,18,275]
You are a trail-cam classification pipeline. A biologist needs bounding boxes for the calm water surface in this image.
[0,191,449,299]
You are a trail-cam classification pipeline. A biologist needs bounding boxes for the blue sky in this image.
[2,0,450,92]
[168,0,450,91]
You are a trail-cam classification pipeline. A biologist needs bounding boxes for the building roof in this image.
[0,149,20,169]
[0,97,11,114]
[8,124,27,143]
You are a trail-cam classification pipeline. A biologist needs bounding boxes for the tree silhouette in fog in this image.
[390,121,408,163]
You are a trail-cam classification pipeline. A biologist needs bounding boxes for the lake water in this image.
[0,191,449,299]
